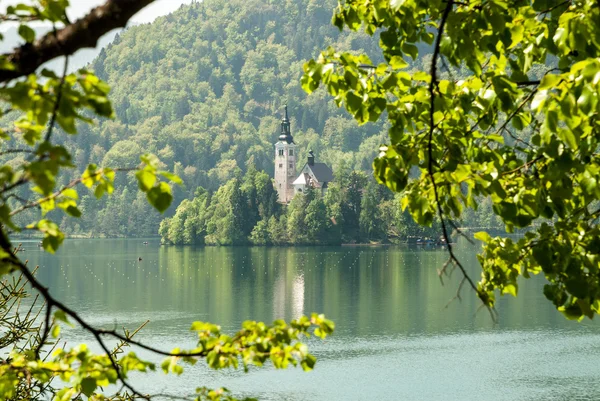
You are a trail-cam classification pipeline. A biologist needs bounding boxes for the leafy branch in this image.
[426,0,496,319]
[0,233,333,399]
[9,167,135,217]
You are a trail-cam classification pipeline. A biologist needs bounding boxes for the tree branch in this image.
[43,55,69,144]
[0,0,156,83]
[492,89,538,139]
[538,0,571,15]
[0,244,148,399]
[427,0,497,320]
[515,80,540,86]
[0,149,35,156]
[9,167,135,217]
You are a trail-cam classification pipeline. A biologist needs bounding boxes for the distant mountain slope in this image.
[14,0,391,237]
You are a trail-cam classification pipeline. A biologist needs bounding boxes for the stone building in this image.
[274,105,297,203]
[292,150,334,196]
[274,106,333,203]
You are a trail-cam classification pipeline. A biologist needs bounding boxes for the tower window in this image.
[289,149,294,156]
[279,164,283,168]
[289,163,293,169]
[278,149,284,156]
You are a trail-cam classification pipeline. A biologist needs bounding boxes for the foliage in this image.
[303,0,600,320]
[0,271,45,400]
[0,1,334,400]
[2,0,391,238]
[160,166,475,246]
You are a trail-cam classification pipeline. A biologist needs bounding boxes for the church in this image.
[274,106,334,204]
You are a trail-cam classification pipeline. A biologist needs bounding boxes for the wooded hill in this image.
[8,0,394,237]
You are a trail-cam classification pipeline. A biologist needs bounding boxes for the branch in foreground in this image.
[9,167,135,217]
[0,0,156,83]
[0,230,332,400]
[0,241,148,399]
[426,0,497,321]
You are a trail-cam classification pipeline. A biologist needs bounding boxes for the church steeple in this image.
[274,104,297,203]
[278,104,294,144]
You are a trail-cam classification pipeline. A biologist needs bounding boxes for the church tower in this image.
[275,105,297,203]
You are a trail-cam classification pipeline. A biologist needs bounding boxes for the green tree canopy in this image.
[304,0,600,320]
[0,1,333,400]
[0,0,392,238]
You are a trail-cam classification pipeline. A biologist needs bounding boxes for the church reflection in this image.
[32,240,596,338]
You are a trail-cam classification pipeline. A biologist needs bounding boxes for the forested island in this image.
[159,143,501,246]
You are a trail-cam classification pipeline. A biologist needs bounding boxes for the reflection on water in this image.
[18,239,600,400]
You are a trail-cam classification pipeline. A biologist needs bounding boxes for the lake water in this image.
[22,239,600,400]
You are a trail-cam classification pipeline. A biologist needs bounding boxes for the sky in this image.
[2,0,193,24]
[0,0,195,69]
[63,0,193,23]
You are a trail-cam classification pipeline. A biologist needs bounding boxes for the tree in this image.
[359,180,385,242]
[287,191,311,244]
[340,171,367,243]
[303,0,600,320]
[163,164,454,246]
[323,183,344,243]
[0,1,333,400]
[267,214,289,245]
[304,196,330,243]
[250,218,270,245]
[205,178,251,245]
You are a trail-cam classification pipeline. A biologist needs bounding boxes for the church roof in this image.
[293,173,308,185]
[307,163,334,183]
[278,104,294,144]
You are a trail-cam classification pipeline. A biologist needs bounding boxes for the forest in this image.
[159,165,502,245]
[2,0,384,237]
[2,0,499,239]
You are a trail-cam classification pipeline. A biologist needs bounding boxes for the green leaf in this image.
[474,231,491,243]
[158,171,183,185]
[558,128,578,149]
[94,183,106,199]
[502,284,518,297]
[65,205,82,218]
[509,25,524,48]
[136,170,157,192]
[532,90,548,111]
[18,25,35,43]
[54,310,70,325]
[146,182,173,213]
[33,220,64,254]
[80,378,97,397]
[539,74,561,90]
[389,56,408,69]
[390,0,407,10]
[401,42,418,60]
[301,354,316,371]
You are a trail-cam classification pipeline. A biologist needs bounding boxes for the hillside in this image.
[11,0,390,237]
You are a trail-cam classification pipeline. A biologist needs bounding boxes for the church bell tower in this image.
[274,105,297,203]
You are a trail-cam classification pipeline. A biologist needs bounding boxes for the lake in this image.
[22,239,600,400]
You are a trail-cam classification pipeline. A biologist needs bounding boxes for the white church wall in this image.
[274,141,296,203]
